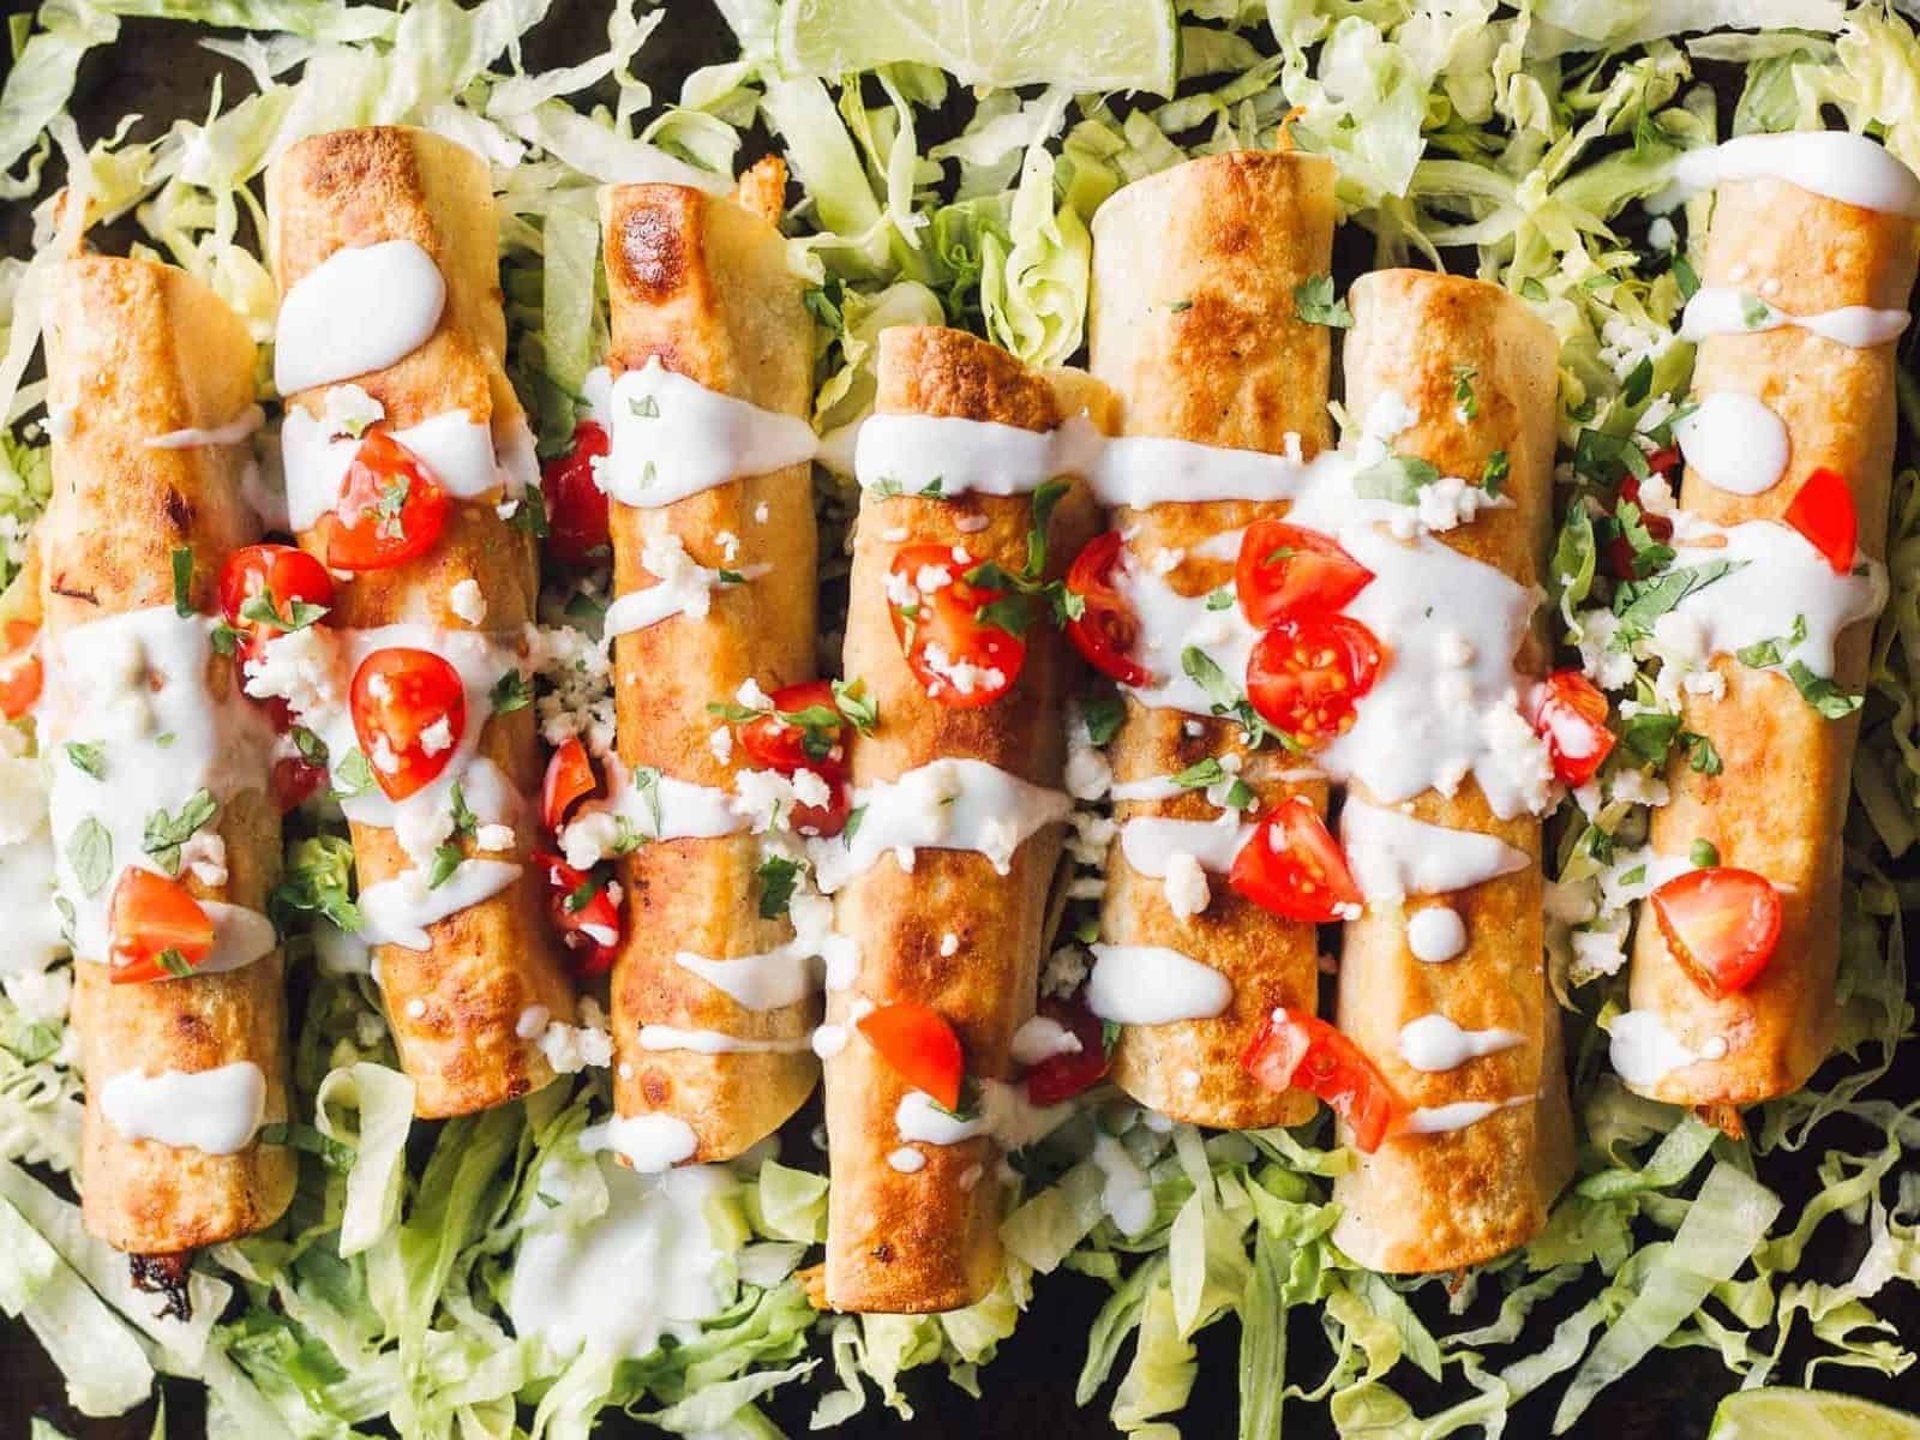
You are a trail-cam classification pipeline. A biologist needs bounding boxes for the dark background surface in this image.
[2,3,1918,1435]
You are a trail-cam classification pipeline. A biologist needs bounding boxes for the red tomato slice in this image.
[1651,866,1782,998]
[887,543,1026,708]
[1022,997,1110,1108]
[1064,531,1151,687]
[1228,797,1363,923]
[326,430,450,572]
[1532,669,1616,788]
[217,544,336,634]
[0,620,42,721]
[542,737,600,834]
[1245,615,1385,749]
[541,420,613,568]
[533,850,622,978]
[857,1001,965,1111]
[271,755,328,814]
[1241,1008,1405,1153]
[109,868,216,983]
[1235,520,1374,628]
[789,772,851,840]
[1784,466,1857,575]
[349,648,467,801]
[737,679,849,778]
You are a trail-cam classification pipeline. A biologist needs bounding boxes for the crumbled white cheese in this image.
[475,823,516,854]
[1041,945,1090,998]
[1163,852,1211,921]
[418,716,454,757]
[559,810,623,870]
[243,624,345,720]
[939,932,960,957]
[640,531,720,623]
[708,725,734,765]
[321,384,385,438]
[735,677,773,711]
[448,579,487,626]
[754,501,771,525]
[715,530,741,564]
[179,831,229,888]
[370,736,403,775]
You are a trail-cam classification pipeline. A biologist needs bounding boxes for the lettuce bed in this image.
[1,2,1918,1437]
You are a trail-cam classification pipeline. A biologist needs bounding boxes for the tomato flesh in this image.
[1532,669,1616,788]
[1064,531,1151,687]
[1235,519,1374,628]
[0,620,42,720]
[271,755,328,814]
[888,543,1026,708]
[533,850,622,977]
[349,648,467,801]
[542,737,600,834]
[1022,996,1110,1107]
[109,868,216,983]
[1241,1008,1404,1153]
[542,420,613,568]
[737,680,849,777]
[326,430,450,572]
[1605,473,1678,580]
[1651,866,1782,998]
[218,544,336,634]
[857,1001,965,1111]
[1245,615,1385,748]
[1228,797,1363,922]
[1783,466,1857,575]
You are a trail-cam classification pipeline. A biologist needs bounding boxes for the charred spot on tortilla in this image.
[129,1250,194,1320]
[614,192,694,305]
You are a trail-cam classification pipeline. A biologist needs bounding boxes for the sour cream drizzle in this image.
[587,359,818,510]
[854,412,1104,498]
[1398,1014,1525,1073]
[280,403,533,532]
[1118,813,1252,877]
[98,1062,267,1154]
[1655,132,1920,218]
[274,239,448,395]
[145,404,266,450]
[1085,944,1231,1025]
[1609,1010,1730,1087]
[1671,393,1790,497]
[1680,287,1911,350]
[1338,799,1530,904]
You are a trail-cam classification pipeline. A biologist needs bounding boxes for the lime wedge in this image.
[1710,1389,1920,1440]
[776,0,1179,96]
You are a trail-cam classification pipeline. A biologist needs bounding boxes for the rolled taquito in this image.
[1084,149,1335,1127]
[267,126,574,1117]
[1620,135,1920,1106]
[594,180,822,1164]
[41,255,293,1258]
[1329,270,1573,1273]
[821,326,1110,1313]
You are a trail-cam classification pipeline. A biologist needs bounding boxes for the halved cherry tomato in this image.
[541,420,613,568]
[789,771,852,840]
[1651,866,1782,998]
[887,543,1026,708]
[109,868,216,984]
[533,850,622,978]
[1063,531,1151,688]
[1604,473,1678,580]
[1532,669,1616,788]
[857,1001,965,1111]
[1784,466,1857,575]
[1228,797,1363,923]
[218,544,335,635]
[542,737,600,834]
[1235,520,1374,628]
[736,680,849,778]
[1245,615,1385,749]
[1023,996,1109,1108]
[349,648,467,802]
[0,620,42,720]
[325,430,450,572]
[1241,1008,1405,1153]
[271,755,328,814]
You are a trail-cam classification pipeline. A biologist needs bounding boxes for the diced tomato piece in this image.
[1228,797,1363,923]
[1651,866,1782,998]
[736,680,849,778]
[1784,466,1857,575]
[1646,446,1681,478]
[271,755,328,813]
[217,544,336,634]
[1241,1008,1405,1153]
[325,430,450,572]
[1235,520,1374,628]
[789,770,851,840]
[1063,531,1151,688]
[109,868,216,983]
[0,620,42,720]
[1245,614,1385,749]
[349,648,467,801]
[1531,669,1616,788]
[533,850,622,978]
[541,420,613,568]
[887,543,1026,708]
[857,1001,965,1111]
[1022,997,1110,1107]
[542,737,600,834]
[1605,474,1677,580]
